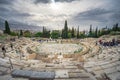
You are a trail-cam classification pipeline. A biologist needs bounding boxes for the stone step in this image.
[9,78,28,80]
[54,78,92,80]
[69,73,90,78]
[55,70,69,79]
[0,75,12,80]
[11,69,55,79]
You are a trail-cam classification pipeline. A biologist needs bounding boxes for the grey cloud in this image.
[0,0,120,30]
[34,0,80,4]
[73,0,120,23]
[55,0,80,2]
[80,8,111,17]
[112,0,120,7]
[74,8,111,22]
[0,0,32,24]
[111,0,120,17]
[0,0,14,5]
[109,11,120,23]
[72,6,120,29]
[0,7,9,12]
[0,8,31,20]
[105,0,120,23]
[34,0,50,4]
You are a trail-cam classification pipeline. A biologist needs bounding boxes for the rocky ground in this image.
[0,35,120,80]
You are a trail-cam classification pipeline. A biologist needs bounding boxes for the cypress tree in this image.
[64,20,68,38]
[62,20,68,39]
[98,30,101,37]
[42,26,45,37]
[112,23,119,31]
[89,25,92,37]
[77,26,79,39]
[95,27,98,38]
[20,30,23,36]
[4,20,11,34]
[71,27,75,38]
[61,29,64,38]
[42,26,50,38]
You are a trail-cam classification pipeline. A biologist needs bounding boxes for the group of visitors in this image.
[99,39,120,47]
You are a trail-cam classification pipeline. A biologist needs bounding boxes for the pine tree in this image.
[4,20,11,34]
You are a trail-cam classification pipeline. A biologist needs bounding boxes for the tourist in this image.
[95,41,98,46]
[99,40,102,45]
[10,43,13,50]
[16,47,22,60]
[2,45,6,58]
[112,38,115,45]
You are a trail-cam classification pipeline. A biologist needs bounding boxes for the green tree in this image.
[42,26,45,37]
[34,32,42,37]
[79,31,86,38]
[64,20,68,38]
[20,30,23,36]
[89,25,93,37]
[95,27,98,38]
[68,32,72,38]
[98,30,101,37]
[77,26,79,38]
[4,20,11,34]
[61,29,64,38]
[62,20,68,39]
[24,30,31,37]
[42,26,50,38]
[10,31,18,36]
[51,30,60,39]
[71,27,75,38]
[112,23,119,31]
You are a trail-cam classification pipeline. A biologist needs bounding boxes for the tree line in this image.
[3,20,120,39]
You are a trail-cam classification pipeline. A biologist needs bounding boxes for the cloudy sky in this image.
[0,0,120,30]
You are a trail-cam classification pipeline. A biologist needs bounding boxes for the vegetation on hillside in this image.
[1,20,120,39]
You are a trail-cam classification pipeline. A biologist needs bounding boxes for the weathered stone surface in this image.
[55,70,69,79]
[30,71,55,79]
[11,69,55,79]
[11,70,32,78]
[0,75,12,80]
[69,73,90,78]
